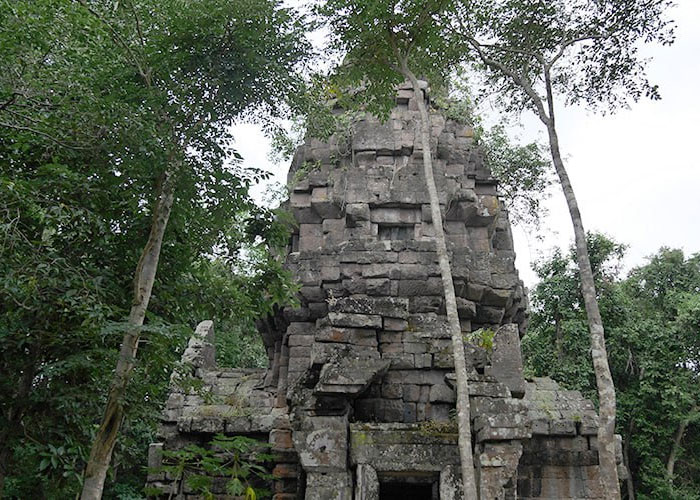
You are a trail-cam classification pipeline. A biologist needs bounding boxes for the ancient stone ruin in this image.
[146,81,624,499]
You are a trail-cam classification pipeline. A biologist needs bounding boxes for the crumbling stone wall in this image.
[147,82,623,499]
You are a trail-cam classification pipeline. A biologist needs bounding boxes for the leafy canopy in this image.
[0,0,310,497]
[458,0,675,115]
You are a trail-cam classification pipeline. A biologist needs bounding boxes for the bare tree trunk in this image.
[544,120,620,500]
[81,171,175,500]
[666,404,698,482]
[401,63,478,500]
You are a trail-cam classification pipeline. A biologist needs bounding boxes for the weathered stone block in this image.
[294,416,348,472]
[476,425,530,443]
[429,384,456,403]
[482,287,512,307]
[305,471,353,500]
[475,305,505,324]
[353,120,397,154]
[329,296,409,318]
[310,342,379,366]
[299,223,323,252]
[456,297,477,319]
[381,384,403,399]
[270,429,294,451]
[315,327,377,346]
[355,464,379,500]
[290,191,311,208]
[439,465,463,500]
[403,384,421,402]
[383,317,408,331]
[346,203,370,228]
[414,353,433,369]
[366,278,392,295]
[311,187,341,219]
[370,207,421,224]
[327,312,382,329]
[383,352,415,369]
[489,323,526,398]
[409,296,443,313]
[404,342,428,354]
[398,278,442,296]
[315,357,390,398]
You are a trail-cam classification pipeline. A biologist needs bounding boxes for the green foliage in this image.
[461,0,675,115]
[318,0,467,117]
[464,328,496,352]
[290,160,322,188]
[155,434,274,500]
[479,125,552,229]
[523,236,700,498]
[0,0,309,497]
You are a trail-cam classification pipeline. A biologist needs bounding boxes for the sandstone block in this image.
[429,384,456,403]
[489,323,526,398]
[328,312,383,329]
[383,317,408,331]
[315,327,377,346]
[299,223,323,252]
[311,187,341,218]
[329,296,409,318]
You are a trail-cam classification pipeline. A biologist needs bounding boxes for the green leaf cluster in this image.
[462,0,675,114]
[154,434,274,500]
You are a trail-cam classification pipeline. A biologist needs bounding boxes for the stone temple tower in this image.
[146,82,623,499]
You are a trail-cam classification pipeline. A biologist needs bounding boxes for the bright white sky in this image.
[234,1,700,288]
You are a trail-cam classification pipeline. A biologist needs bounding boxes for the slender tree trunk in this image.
[0,355,37,498]
[544,120,620,499]
[666,404,698,482]
[81,171,175,500]
[401,63,478,500]
[474,46,621,500]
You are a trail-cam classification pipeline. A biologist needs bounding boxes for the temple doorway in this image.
[378,472,439,500]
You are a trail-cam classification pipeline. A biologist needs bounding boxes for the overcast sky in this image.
[234,0,700,288]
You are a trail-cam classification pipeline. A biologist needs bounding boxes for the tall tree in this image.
[1,0,309,497]
[452,1,675,496]
[318,1,481,496]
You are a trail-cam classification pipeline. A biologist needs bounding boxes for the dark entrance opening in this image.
[379,481,436,500]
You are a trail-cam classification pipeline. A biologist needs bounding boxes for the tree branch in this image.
[126,0,146,49]
[666,403,700,481]
[543,64,556,128]
[465,35,551,125]
[407,0,449,53]
[76,0,151,86]
[0,93,18,112]
[547,33,606,69]
[0,121,88,150]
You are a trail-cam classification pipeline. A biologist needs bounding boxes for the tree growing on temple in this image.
[450,1,675,496]
[317,1,480,496]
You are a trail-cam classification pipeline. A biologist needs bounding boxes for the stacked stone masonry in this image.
[147,82,625,499]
